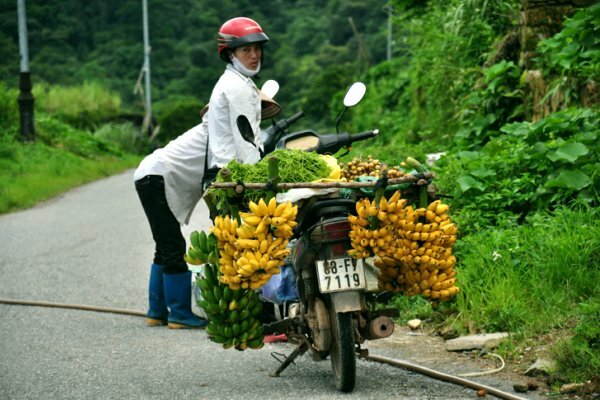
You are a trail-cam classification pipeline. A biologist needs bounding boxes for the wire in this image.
[458,352,506,377]
[0,298,146,317]
[363,354,527,400]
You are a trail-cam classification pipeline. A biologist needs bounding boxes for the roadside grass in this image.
[453,205,599,337]
[0,83,143,214]
[0,140,140,214]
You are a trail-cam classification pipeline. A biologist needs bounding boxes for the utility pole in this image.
[142,0,152,135]
[17,0,35,141]
[386,3,392,61]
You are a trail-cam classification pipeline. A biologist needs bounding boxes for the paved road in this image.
[0,170,539,400]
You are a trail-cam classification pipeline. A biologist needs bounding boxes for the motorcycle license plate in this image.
[316,258,366,293]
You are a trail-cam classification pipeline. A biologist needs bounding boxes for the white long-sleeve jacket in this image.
[133,64,262,224]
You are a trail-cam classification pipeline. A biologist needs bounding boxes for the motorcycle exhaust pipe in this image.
[364,316,395,340]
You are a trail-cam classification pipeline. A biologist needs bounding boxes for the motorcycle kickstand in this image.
[269,342,309,377]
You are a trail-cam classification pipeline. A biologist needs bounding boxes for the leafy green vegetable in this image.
[210,149,332,210]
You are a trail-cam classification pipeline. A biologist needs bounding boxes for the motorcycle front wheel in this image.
[329,309,356,392]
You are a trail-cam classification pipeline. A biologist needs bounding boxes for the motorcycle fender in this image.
[330,291,362,313]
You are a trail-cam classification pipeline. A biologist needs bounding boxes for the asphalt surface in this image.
[0,170,541,400]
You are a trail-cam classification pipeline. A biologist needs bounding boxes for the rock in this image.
[560,383,585,394]
[445,333,509,351]
[513,382,530,393]
[524,358,557,376]
[407,319,422,331]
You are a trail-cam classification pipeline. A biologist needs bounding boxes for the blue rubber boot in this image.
[146,264,169,326]
[163,270,208,329]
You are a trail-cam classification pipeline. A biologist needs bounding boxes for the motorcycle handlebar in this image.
[350,129,379,144]
[284,111,305,127]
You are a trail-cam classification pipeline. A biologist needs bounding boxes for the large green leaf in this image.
[457,151,481,162]
[545,169,591,190]
[457,174,486,192]
[546,142,589,162]
[470,168,496,178]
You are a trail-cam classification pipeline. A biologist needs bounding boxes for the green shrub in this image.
[34,81,122,130]
[36,114,120,158]
[93,122,150,155]
[0,82,19,140]
[454,60,525,150]
[435,107,599,231]
[537,3,600,83]
[155,97,204,146]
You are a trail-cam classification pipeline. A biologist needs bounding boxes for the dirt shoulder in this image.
[364,325,585,400]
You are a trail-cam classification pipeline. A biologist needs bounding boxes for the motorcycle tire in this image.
[329,309,356,392]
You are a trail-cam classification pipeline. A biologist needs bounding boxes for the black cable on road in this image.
[0,297,146,317]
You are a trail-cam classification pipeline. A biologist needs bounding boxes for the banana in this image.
[259,239,269,254]
[254,219,269,236]
[435,203,449,215]
[280,205,297,221]
[388,191,401,203]
[248,201,261,216]
[270,217,288,227]
[427,200,440,212]
[273,202,287,217]
[190,231,201,249]
[386,201,397,213]
[267,197,277,215]
[377,210,388,222]
[379,197,388,211]
[257,198,269,216]
[241,214,262,226]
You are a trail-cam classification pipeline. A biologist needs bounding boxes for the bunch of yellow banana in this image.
[198,262,265,351]
[373,255,407,292]
[348,191,409,259]
[394,199,460,302]
[210,197,298,291]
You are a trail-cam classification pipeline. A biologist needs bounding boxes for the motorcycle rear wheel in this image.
[329,309,356,392]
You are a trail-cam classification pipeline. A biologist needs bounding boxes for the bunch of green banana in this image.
[185,230,215,265]
[198,261,265,351]
[211,197,298,291]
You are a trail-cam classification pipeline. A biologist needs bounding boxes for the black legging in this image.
[135,175,188,274]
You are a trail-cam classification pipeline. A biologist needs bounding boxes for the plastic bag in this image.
[259,262,299,305]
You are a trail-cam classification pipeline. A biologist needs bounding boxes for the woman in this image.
[133,17,270,329]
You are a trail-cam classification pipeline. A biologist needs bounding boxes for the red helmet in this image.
[217,17,269,59]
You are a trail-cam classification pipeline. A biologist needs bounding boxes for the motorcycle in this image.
[236,82,401,393]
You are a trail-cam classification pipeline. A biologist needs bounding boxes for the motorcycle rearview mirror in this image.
[236,115,256,147]
[260,80,279,99]
[343,82,366,107]
[336,82,367,132]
